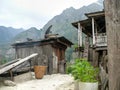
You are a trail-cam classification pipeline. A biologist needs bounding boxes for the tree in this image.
[105,0,120,90]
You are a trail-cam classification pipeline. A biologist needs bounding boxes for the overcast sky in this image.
[0,0,98,29]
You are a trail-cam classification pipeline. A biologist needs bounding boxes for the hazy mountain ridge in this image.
[0,26,24,44]
[12,27,41,43]
[0,26,40,63]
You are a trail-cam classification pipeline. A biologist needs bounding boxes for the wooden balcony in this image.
[95,34,107,47]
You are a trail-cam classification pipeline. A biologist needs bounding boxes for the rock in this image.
[4,80,16,86]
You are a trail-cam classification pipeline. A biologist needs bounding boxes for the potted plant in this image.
[66,58,99,90]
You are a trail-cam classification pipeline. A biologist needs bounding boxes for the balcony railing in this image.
[95,34,107,47]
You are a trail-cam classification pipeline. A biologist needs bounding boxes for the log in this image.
[0,53,38,74]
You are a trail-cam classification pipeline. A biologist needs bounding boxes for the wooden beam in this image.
[56,39,70,47]
[0,53,38,74]
[0,59,21,69]
[95,26,98,36]
[92,17,95,45]
[99,25,105,32]
[78,23,80,47]
[86,11,104,17]
[9,69,13,81]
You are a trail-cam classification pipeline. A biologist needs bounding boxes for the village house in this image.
[0,25,73,83]
[12,35,73,75]
[72,10,108,90]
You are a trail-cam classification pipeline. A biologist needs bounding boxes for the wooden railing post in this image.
[92,17,95,45]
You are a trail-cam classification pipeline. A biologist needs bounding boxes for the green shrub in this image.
[73,44,78,49]
[0,58,8,65]
[66,62,73,74]
[66,58,99,82]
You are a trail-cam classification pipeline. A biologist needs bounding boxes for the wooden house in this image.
[72,11,108,89]
[72,10,107,66]
[12,35,73,74]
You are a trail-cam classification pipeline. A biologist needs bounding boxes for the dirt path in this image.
[0,74,75,90]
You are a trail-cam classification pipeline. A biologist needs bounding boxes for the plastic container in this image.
[34,66,47,79]
[78,81,98,90]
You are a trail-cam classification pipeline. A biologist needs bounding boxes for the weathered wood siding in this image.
[15,45,54,74]
[53,47,66,73]
[42,45,53,74]
[14,47,35,72]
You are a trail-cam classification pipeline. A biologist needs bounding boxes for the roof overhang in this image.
[85,10,104,18]
[12,36,73,48]
[72,10,105,36]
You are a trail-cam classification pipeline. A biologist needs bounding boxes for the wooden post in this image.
[95,24,98,36]
[92,17,95,45]
[83,36,89,59]
[105,0,120,90]
[9,69,13,81]
[78,23,82,47]
[93,49,98,67]
[78,23,82,58]
[78,23,80,47]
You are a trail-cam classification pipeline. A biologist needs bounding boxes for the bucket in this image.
[78,82,98,90]
[34,66,47,79]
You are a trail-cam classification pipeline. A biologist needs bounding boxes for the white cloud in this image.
[0,0,98,29]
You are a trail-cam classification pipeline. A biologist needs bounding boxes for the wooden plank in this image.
[0,53,38,74]
[57,39,70,47]
[86,11,104,17]
[0,59,21,69]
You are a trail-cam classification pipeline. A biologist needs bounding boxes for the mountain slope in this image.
[13,27,41,43]
[0,26,24,44]
[0,27,41,64]
[41,1,103,44]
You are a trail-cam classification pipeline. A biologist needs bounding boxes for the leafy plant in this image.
[73,44,78,49]
[66,63,74,74]
[0,58,8,65]
[66,58,99,82]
